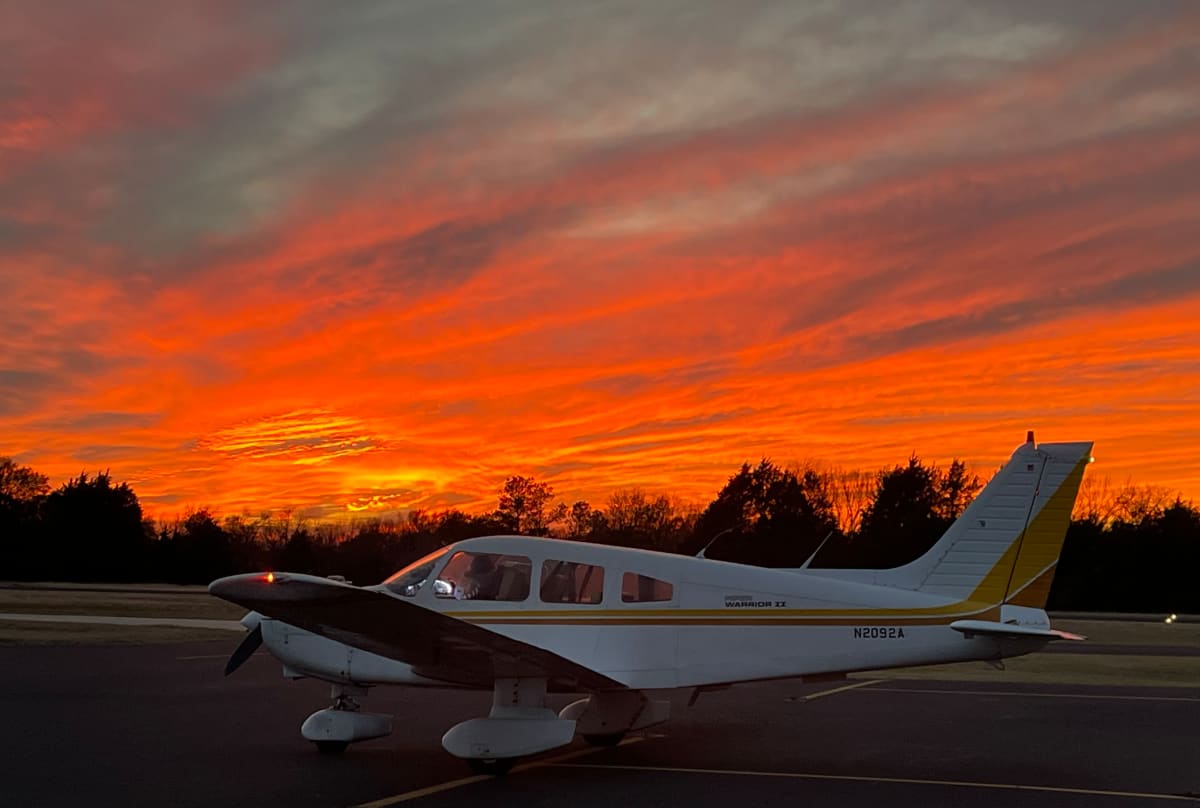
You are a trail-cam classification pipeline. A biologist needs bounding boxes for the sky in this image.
[2,0,1198,520]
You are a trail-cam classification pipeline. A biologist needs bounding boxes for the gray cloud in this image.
[571,409,756,447]
[10,0,1158,270]
[849,257,1200,358]
[603,434,712,456]
[0,370,53,415]
[0,219,54,252]
[71,444,159,463]
[344,207,576,292]
[0,346,122,414]
[28,412,159,434]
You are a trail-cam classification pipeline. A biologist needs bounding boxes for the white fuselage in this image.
[260,536,1043,690]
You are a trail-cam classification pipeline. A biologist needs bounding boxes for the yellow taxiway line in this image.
[352,736,648,807]
[551,763,1198,803]
[792,678,882,702]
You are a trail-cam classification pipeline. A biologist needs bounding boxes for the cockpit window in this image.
[381,548,449,596]
[435,551,532,601]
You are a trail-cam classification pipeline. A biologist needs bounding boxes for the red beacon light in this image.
[265,572,275,584]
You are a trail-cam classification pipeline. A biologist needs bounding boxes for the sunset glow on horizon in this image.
[3,1,1198,520]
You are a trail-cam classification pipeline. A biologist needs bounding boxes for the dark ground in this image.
[1,641,1197,807]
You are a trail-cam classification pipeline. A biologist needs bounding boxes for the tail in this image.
[805,432,1093,609]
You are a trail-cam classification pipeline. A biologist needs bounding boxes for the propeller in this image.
[224,612,264,676]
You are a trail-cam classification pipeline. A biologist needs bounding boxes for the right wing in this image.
[209,572,623,690]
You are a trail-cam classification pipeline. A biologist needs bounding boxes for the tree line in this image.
[1,455,1195,612]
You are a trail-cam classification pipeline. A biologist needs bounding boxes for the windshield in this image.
[381,548,449,596]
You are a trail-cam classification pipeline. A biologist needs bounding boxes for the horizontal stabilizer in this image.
[949,619,1085,641]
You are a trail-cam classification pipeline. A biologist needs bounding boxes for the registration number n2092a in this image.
[853,627,906,639]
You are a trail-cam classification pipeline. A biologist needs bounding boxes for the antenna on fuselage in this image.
[696,527,737,559]
[798,530,836,570]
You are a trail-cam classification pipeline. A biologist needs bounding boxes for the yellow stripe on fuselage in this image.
[461,608,1002,627]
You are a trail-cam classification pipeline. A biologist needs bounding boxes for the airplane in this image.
[210,432,1093,774]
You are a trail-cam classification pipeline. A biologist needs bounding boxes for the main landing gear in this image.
[442,678,575,775]
[300,684,393,754]
[442,681,673,775]
[560,690,669,749]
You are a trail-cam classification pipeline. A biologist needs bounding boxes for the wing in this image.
[209,572,623,690]
[950,619,1085,641]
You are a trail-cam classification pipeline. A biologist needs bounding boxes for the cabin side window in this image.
[621,572,673,603]
[539,560,604,604]
[434,551,531,601]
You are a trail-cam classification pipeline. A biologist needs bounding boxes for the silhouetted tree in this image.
[277,529,318,574]
[827,467,875,535]
[333,523,414,586]
[1073,477,1173,526]
[1074,475,1119,524]
[165,508,235,583]
[40,472,149,581]
[495,476,565,535]
[0,457,50,503]
[818,455,941,569]
[1051,496,1200,612]
[1,457,50,578]
[1,452,1193,613]
[579,489,689,552]
[691,460,840,566]
[221,515,269,573]
[565,500,590,539]
[938,459,982,522]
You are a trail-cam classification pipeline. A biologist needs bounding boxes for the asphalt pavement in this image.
[0,641,1196,807]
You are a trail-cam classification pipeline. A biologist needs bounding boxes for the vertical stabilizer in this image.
[904,435,1092,605]
[801,434,1092,609]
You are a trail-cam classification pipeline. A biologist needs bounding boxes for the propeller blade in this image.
[224,623,263,676]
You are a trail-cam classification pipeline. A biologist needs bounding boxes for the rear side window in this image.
[621,572,673,603]
[540,560,604,604]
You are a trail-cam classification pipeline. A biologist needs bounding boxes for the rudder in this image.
[1000,442,1091,607]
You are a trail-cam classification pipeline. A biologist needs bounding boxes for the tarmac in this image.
[1,640,1197,808]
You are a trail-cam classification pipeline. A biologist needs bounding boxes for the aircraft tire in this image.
[466,757,516,776]
[581,732,625,747]
[315,741,349,755]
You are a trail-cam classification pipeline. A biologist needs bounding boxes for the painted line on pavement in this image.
[552,763,1198,802]
[353,735,648,807]
[863,685,1200,702]
[789,678,882,702]
[0,612,242,631]
[355,679,882,806]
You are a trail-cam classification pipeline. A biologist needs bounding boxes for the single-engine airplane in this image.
[210,432,1092,774]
